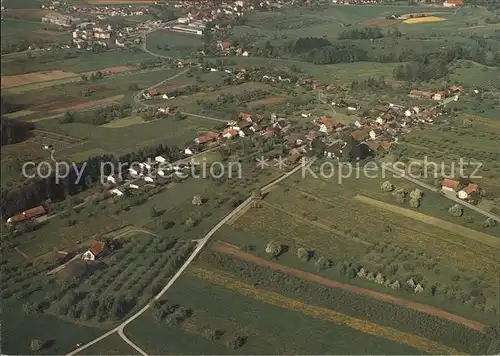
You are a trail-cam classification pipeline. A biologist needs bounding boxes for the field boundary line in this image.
[353,195,500,250]
[189,265,465,355]
[211,242,487,333]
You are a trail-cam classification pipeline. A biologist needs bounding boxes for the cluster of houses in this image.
[441,178,481,202]
[6,206,47,226]
[409,85,463,102]
[72,23,115,49]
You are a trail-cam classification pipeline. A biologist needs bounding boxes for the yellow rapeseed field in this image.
[404,16,445,24]
[189,267,462,355]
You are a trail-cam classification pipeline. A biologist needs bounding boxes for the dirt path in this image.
[213,242,487,333]
[14,247,28,258]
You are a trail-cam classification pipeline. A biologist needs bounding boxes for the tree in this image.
[265,241,281,257]
[224,335,246,350]
[375,273,385,284]
[150,206,162,218]
[297,247,310,261]
[409,198,420,209]
[357,267,367,278]
[391,280,401,290]
[448,204,463,217]
[315,256,329,270]
[483,218,497,228]
[409,188,423,201]
[30,339,43,352]
[192,195,203,206]
[128,83,140,91]
[185,217,196,228]
[380,181,394,192]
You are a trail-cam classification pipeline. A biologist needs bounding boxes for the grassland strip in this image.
[354,195,500,249]
[211,242,487,333]
[260,200,372,247]
[189,266,463,355]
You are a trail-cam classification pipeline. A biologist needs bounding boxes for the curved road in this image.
[66,158,314,356]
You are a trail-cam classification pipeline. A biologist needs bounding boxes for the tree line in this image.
[203,251,492,355]
[0,117,35,146]
[0,142,181,218]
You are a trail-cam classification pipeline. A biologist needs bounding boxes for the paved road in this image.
[383,166,500,223]
[66,158,313,356]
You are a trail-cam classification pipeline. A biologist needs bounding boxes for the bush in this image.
[30,339,43,352]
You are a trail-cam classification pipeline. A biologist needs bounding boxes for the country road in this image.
[383,166,500,223]
[66,158,314,356]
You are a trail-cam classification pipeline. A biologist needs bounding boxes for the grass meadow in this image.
[125,273,422,355]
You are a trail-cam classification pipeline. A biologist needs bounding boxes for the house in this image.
[129,180,147,189]
[155,156,167,163]
[82,240,108,261]
[379,141,393,151]
[238,112,252,122]
[194,131,219,144]
[443,0,464,7]
[366,141,381,152]
[286,133,306,147]
[409,89,433,100]
[144,176,154,183]
[441,178,461,192]
[217,39,231,51]
[110,188,124,197]
[449,85,464,93]
[128,167,139,176]
[106,174,123,185]
[6,214,27,225]
[23,206,46,219]
[432,92,445,101]
[301,112,311,118]
[458,183,479,199]
[351,128,371,142]
[324,143,343,159]
[262,129,277,137]
[184,147,193,155]
[223,128,239,139]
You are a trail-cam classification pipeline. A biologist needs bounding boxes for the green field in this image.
[125,273,424,355]
[146,30,203,57]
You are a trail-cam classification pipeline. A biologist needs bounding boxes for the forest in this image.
[0,117,35,146]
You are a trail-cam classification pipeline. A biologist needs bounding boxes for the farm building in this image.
[441,178,461,192]
[443,0,464,7]
[82,240,108,261]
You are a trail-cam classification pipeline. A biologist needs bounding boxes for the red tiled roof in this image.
[464,183,479,195]
[223,128,238,136]
[379,141,393,151]
[441,178,460,191]
[9,214,27,223]
[23,206,46,219]
[89,240,106,257]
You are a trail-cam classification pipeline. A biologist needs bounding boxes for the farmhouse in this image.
[106,174,123,185]
[7,205,46,224]
[82,240,108,261]
[409,89,433,100]
[441,178,461,192]
[458,183,479,200]
[218,40,231,51]
[443,0,464,7]
[194,131,219,144]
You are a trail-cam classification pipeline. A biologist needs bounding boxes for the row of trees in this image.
[0,117,35,146]
[204,251,491,354]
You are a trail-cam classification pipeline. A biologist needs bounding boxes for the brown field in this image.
[247,96,288,108]
[353,195,500,249]
[53,94,125,112]
[190,266,462,355]
[1,70,77,89]
[362,18,400,26]
[213,242,487,332]
[82,65,135,76]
